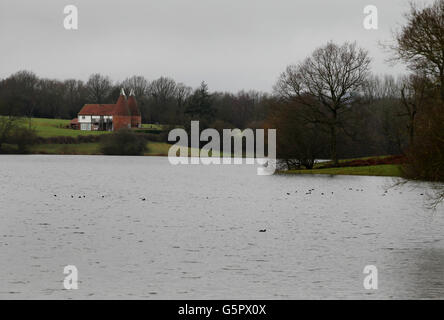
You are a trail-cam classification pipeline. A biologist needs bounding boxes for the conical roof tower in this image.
[127,89,140,116]
[114,88,130,116]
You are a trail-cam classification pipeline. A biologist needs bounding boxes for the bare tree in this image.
[364,74,397,101]
[147,77,178,123]
[397,73,430,146]
[175,83,192,124]
[148,77,177,102]
[274,41,371,165]
[64,79,87,118]
[38,78,69,118]
[266,100,329,170]
[175,83,192,107]
[86,73,113,104]
[2,71,39,127]
[121,75,150,98]
[392,0,444,100]
[364,75,408,154]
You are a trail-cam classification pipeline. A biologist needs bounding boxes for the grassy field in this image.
[28,118,108,138]
[17,118,202,157]
[284,164,403,177]
[140,123,166,130]
[25,118,169,138]
[319,155,393,166]
[306,155,395,169]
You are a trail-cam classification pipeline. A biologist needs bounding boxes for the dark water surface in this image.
[0,155,443,299]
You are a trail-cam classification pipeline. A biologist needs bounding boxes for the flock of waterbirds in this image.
[49,185,426,234]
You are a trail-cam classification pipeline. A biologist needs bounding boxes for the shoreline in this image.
[2,151,404,178]
[0,118,405,178]
[280,164,403,178]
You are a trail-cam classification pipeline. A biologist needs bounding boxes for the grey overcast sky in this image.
[0,0,435,92]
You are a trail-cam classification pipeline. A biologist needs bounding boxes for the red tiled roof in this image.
[114,95,130,116]
[70,118,79,124]
[78,104,116,116]
[78,91,135,117]
[127,96,141,116]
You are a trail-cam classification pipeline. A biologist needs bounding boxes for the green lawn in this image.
[144,142,176,156]
[310,155,393,169]
[21,118,201,156]
[28,118,177,138]
[140,123,166,130]
[285,164,402,177]
[27,118,110,138]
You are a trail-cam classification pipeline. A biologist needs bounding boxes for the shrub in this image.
[402,102,444,182]
[10,126,39,153]
[76,135,101,143]
[99,129,148,155]
[37,135,101,145]
[265,101,329,169]
[0,117,38,154]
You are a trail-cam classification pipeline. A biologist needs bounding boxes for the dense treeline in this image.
[0,69,417,160]
[0,72,270,129]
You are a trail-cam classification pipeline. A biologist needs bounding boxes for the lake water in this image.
[0,155,443,299]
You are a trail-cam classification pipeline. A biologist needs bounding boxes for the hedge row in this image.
[36,135,102,144]
[36,131,170,144]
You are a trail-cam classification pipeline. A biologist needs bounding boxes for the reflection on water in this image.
[0,155,443,299]
[382,248,444,299]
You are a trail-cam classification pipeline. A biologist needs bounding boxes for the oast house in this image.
[73,88,141,131]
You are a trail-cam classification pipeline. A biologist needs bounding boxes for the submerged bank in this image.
[29,141,172,157]
[281,155,404,177]
[282,164,403,177]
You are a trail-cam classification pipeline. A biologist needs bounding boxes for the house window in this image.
[81,116,85,119]
[80,123,91,131]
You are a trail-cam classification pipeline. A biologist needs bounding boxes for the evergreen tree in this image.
[185,81,214,120]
